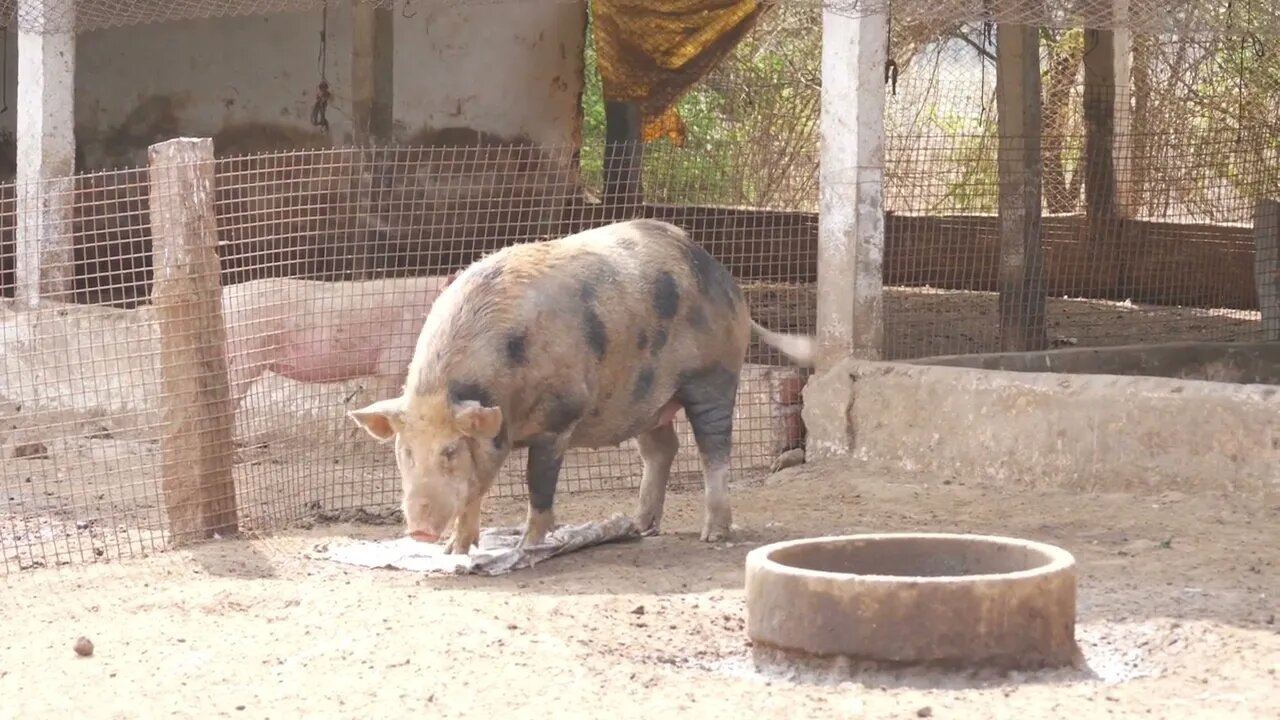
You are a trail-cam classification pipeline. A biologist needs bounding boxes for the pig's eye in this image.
[441,442,460,461]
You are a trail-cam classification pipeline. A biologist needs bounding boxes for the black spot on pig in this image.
[448,380,493,408]
[682,242,741,311]
[505,332,528,367]
[637,329,649,351]
[583,307,608,359]
[650,326,668,355]
[541,394,585,436]
[632,366,655,402]
[687,305,710,332]
[578,256,618,304]
[652,271,680,320]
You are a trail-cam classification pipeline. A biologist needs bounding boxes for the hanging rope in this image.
[884,15,899,96]
[310,1,331,132]
[0,28,8,113]
[980,21,993,118]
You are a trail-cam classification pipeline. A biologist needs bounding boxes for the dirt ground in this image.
[746,285,1262,362]
[2,458,1277,719]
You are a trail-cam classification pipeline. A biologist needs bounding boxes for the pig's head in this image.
[348,392,505,542]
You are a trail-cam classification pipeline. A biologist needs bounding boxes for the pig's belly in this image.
[267,336,382,383]
[569,397,683,449]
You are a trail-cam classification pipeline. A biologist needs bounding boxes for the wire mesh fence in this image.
[0,139,811,573]
[2,0,1279,574]
[879,19,1278,358]
[2,0,1277,35]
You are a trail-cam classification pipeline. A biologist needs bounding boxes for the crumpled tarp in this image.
[591,0,766,146]
[306,513,642,576]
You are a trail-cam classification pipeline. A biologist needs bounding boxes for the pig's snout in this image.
[407,529,440,543]
[403,496,457,544]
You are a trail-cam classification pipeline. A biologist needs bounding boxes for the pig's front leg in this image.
[446,496,484,556]
[519,437,568,549]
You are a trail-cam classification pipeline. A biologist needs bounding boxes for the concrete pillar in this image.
[1256,199,1280,341]
[351,1,394,144]
[807,8,886,461]
[815,8,886,373]
[350,2,395,280]
[15,0,76,308]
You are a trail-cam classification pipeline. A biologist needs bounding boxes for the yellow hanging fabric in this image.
[590,0,765,147]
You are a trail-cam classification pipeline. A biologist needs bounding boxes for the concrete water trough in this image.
[745,533,1081,675]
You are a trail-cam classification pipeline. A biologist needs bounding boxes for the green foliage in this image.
[579,10,607,190]
[580,7,1278,221]
[935,109,1000,213]
[579,4,819,208]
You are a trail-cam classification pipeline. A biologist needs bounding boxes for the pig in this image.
[347,219,814,555]
[221,273,457,416]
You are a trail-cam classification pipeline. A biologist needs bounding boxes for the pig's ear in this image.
[347,397,408,442]
[453,400,503,440]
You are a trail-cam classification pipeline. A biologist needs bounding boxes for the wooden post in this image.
[14,0,76,307]
[148,137,239,545]
[995,22,1048,352]
[351,0,395,144]
[1256,199,1280,341]
[1083,25,1133,220]
[602,101,644,217]
[1083,0,1134,297]
[816,8,886,371]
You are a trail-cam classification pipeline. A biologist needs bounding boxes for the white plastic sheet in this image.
[307,513,642,576]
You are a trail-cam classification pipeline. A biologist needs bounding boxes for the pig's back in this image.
[418,219,751,448]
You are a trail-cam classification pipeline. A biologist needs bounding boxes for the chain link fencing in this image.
[2,0,1277,35]
[2,0,1278,573]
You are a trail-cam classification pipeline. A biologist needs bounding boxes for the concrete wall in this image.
[802,359,1280,495]
[0,10,351,172]
[0,1,587,175]
[392,2,587,148]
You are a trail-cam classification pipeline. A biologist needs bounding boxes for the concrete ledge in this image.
[802,358,1279,495]
[911,340,1280,385]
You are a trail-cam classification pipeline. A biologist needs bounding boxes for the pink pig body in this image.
[221,274,456,411]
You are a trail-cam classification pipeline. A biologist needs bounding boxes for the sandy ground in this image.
[1,458,1277,719]
[746,284,1263,361]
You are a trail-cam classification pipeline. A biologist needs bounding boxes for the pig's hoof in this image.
[634,514,661,537]
[444,536,476,556]
[700,524,732,543]
[517,508,554,549]
[516,529,550,550]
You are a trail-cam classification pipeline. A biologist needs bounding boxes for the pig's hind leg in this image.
[635,422,679,536]
[676,365,740,542]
